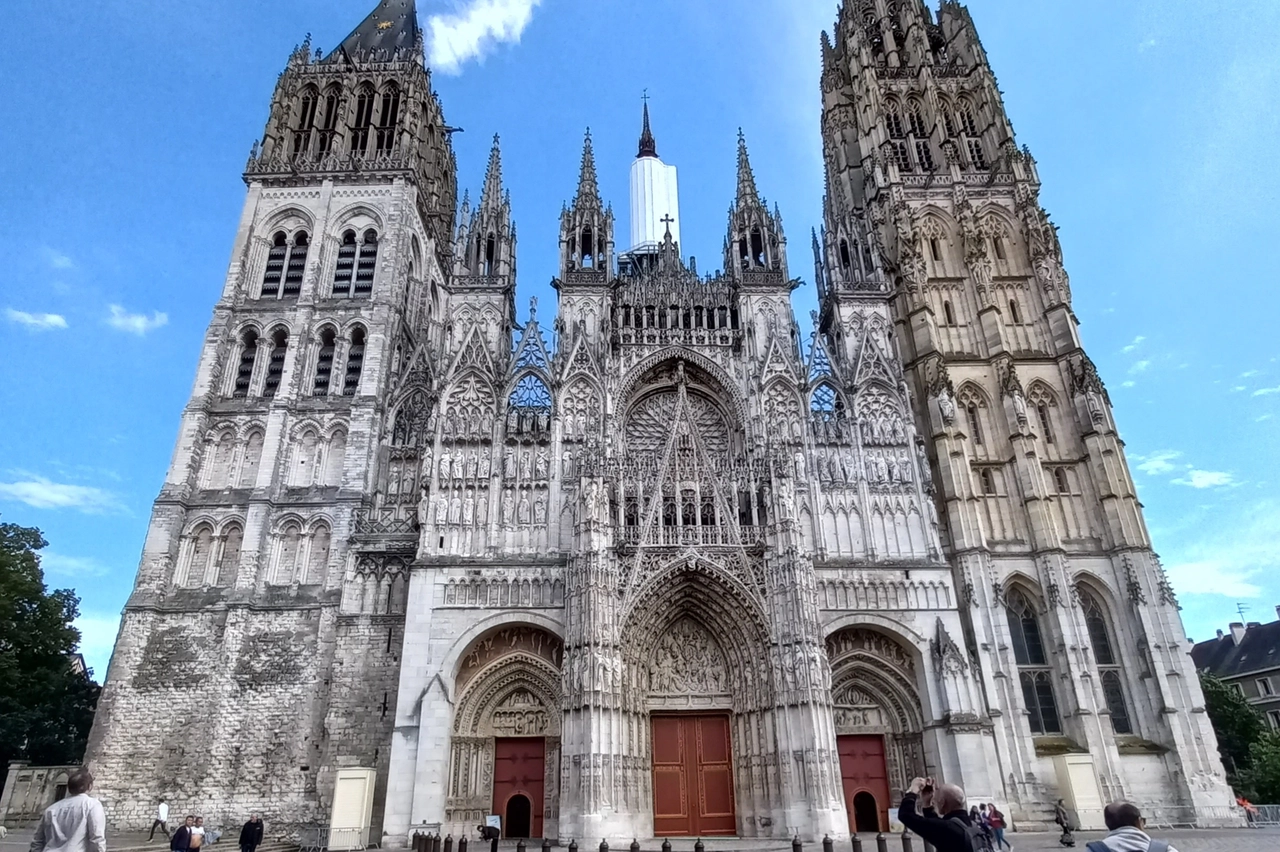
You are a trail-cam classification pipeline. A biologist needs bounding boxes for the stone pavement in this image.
[952,828,1279,852]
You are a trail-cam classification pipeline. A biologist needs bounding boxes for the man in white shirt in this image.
[149,800,171,842]
[29,769,106,852]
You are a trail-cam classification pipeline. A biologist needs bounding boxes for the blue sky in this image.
[1,0,1277,678]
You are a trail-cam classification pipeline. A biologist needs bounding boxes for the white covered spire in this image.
[628,97,681,253]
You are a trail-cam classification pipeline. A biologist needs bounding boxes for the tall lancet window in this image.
[351,86,374,154]
[1007,588,1062,734]
[263,328,288,398]
[232,329,259,398]
[332,230,377,298]
[375,85,400,153]
[343,327,366,396]
[1081,589,1133,734]
[292,88,318,155]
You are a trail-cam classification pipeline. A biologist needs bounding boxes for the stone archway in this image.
[825,627,926,832]
[446,626,563,839]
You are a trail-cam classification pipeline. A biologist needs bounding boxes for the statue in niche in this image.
[435,496,448,524]
[448,494,462,525]
[562,450,575,479]
[504,448,516,478]
[535,449,549,479]
[416,488,431,527]
[479,452,491,480]
[537,411,550,433]
[422,448,433,480]
[507,408,519,432]
[439,450,451,482]
[501,490,515,525]
[452,453,465,481]
[887,455,900,483]
[794,452,806,481]
[936,386,956,425]
[520,450,532,480]
[517,493,531,525]
[1011,388,1028,427]
[1086,388,1105,425]
[893,417,906,444]
[462,492,475,525]
[465,450,477,480]
[534,495,547,524]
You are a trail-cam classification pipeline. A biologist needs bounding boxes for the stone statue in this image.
[448,495,462,525]
[936,387,956,425]
[504,448,516,478]
[520,450,532,480]
[562,450,575,479]
[466,450,479,480]
[479,452,491,480]
[1011,389,1028,426]
[462,493,475,525]
[439,450,451,482]
[794,451,806,481]
[517,493,531,525]
[435,495,448,524]
[535,449,549,479]
[534,495,547,524]
[501,490,515,525]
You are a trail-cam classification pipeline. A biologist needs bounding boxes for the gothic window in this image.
[958,99,979,135]
[1007,298,1020,324]
[333,231,358,296]
[940,100,957,137]
[314,327,336,395]
[662,489,677,527]
[966,403,983,444]
[375,84,400,153]
[324,429,346,486]
[915,140,935,171]
[292,88,318,155]
[932,240,944,264]
[1006,588,1062,733]
[839,238,852,270]
[484,234,496,276]
[751,227,765,266]
[1053,467,1071,495]
[354,231,378,296]
[967,138,988,170]
[181,524,215,587]
[1037,403,1055,444]
[201,428,236,489]
[263,328,288,398]
[581,227,594,267]
[261,233,287,297]
[233,329,258,397]
[886,102,906,139]
[273,522,302,584]
[701,491,716,526]
[215,523,242,587]
[811,382,841,414]
[240,430,264,488]
[994,235,1008,261]
[907,99,928,137]
[1080,589,1133,734]
[979,467,996,495]
[624,490,638,526]
[282,233,308,298]
[343,327,366,396]
[305,523,331,584]
[291,429,320,487]
[890,140,911,171]
[1029,383,1057,445]
[351,85,375,154]
[681,489,697,527]
[508,375,552,436]
[317,87,340,155]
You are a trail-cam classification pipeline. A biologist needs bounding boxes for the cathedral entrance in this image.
[493,738,545,838]
[838,735,890,833]
[651,715,736,836]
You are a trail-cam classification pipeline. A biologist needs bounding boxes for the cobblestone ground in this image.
[961,828,1280,852]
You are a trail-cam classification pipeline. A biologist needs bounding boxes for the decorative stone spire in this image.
[574,129,601,208]
[637,100,658,158]
[479,134,504,211]
[735,129,761,209]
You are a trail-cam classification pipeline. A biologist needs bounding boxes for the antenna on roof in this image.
[1237,602,1252,621]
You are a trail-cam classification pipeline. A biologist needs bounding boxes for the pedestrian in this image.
[969,806,993,851]
[149,799,171,843]
[986,803,1012,850]
[1085,802,1178,852]
[1054,799,1075,847]
[190,818,206,851]
[171,816,196,852]
[28,768,105,852]
[238,815,264,852]
[897,776,988,852]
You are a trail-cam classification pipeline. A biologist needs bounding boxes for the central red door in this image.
[652,715,736,836]
[493,738,545,837]
[838,735,890,833]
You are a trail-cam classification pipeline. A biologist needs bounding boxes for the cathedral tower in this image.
[817,0,1234,826]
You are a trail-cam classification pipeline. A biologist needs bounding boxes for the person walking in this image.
[148,800,171,843]
[238,815,264,852]
[1054,799,1075,847]
[171,816,196,852]
[1085,802,1178,852]
[897,776,987,852]
[28,769,105,852]
[986,803,1012,850]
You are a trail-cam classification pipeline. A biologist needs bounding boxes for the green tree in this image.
[0,518,101,790]
[1239,730,1280,803]
[1201,672,1265,775]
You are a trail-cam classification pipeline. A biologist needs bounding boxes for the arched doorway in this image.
[505,793,532,838]
[825,627,926,834]
[853,791,880,833]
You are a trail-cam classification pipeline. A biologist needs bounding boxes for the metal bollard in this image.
[444,835,454,852]
[437,834,445,852]
[851,835,863,852]
[661,841,672,852]
[517,841,526,852]
[793,835,803,852]
[694,840,705,852]
[543,840,552,852]
[824,835,834,852]
[630,840,640,852]
[600,840,609,852]
[459,837,468,852]
[875,834,888,852]
[568,841,577,852]
[900,832,913,852]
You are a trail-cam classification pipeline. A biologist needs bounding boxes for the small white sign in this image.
[485,815,501,830]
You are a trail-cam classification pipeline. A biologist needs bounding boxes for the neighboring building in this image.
[1192,609,1280,737]
[0,763,78,827]
[85,0,1236,843]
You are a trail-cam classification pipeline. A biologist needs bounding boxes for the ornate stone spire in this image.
[735,129,761,209]
[479,134,504,211]
[637,101,658,158]
[574,129,601,208]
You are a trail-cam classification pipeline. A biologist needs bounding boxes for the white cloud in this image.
[73,612,121,680]
[42,247,75,270]
[1172,469,1236,489]
[1133,450,1182,476]
[1165,559,1260,598]
[6,308,68,330]
[0,475,124,513]
[1252,385,1280,396]
[1121,380,1136,388]
[427,0,541,74]
[1257,414,1274,422]
[106,304,168,335]
[1128,359,1151,375]
[1121,335,1145,353]
[1231,385,1246,393]
[41,552,112,578]
[1138,37,1158,53]
[1241,370,1261,378]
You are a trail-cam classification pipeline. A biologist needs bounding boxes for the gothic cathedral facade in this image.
[87,0,1236,843]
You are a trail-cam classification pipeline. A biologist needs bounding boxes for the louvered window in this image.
[354,231,377,296]
[263,329,288,398]
[282,233,307,297]
[261,233,287,297]
[232,330,258,398]
[313,327,336,396]
[343,327,365,396]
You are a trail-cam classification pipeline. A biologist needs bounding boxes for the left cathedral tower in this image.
[86,0,463,834]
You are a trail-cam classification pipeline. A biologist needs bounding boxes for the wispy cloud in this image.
[6,308,68,330]
[1252,385,1280,397]
[1128,359,1151,375]
[1166,559,1260,598]
[1121,380,1136,388]
[1172,469,1236,489]
[106,304,168,336]
[0,475,124,513]
[1163,499,1280,601]
[41,552,112,579]
[1121,335,1145,353]
[1241,370,1261,378]
[1137,37,1158,53]
[43,247,75,270]
[1133,450,1182,476]
[1258,414,1274,422]
[427,0,542,74]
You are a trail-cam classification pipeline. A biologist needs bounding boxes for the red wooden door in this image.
[652,715,736,836]
[493,738,545,837]
[838,735,890,833]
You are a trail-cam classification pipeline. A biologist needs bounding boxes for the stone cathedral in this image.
[87,0,1238,844]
